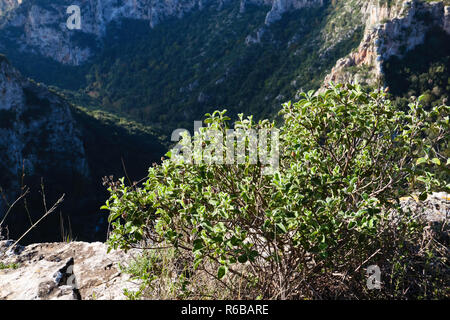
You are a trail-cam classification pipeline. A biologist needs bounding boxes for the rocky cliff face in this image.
[323,0,450,86]
[0,56,89,213]
[2,1,447,88]
[0,0,324,65]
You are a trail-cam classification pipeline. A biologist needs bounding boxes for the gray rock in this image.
[400,192,449,224]
[0,241,141,300]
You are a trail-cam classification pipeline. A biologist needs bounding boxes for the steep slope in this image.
[383,26,450,109]
[1,1,448,134]
[0,54,89,204]
[0,56,167,244]
[0,54,91,242]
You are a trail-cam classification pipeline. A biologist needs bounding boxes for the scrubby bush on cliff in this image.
[103,84,449,299]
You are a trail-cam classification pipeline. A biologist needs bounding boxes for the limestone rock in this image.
[400,192,450,224]
[323,0,450,88]
[396,192,450,245]
[0,241,141,300]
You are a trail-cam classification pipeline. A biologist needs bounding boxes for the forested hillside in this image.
[1,0,366,134]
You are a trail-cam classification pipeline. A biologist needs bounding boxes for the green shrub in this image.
[103,84,449,299]
[0,262,20,270]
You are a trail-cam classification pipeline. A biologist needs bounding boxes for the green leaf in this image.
[108,211,121,223]
[248,250,259,261]
[193,239,204,251]
[416,157,427,165]
[431,158,441,165]
[276,223,287,234]
[238,254,248,263]
[217,266,227,279]
[193,258,202,270]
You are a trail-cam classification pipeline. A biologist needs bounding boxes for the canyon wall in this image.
[0,55,89,214]
[323,0,450,86]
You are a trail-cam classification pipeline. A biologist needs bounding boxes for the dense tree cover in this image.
[78,3,363,135]
[2,1,364,136]
[103,85,449,299]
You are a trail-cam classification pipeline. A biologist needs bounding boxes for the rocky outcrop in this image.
[0,240,141,300]
[323,0,450,87]
[398,192,449,244]
[264,0,324,25]
[400,192,450,224]
[0,56,89,213]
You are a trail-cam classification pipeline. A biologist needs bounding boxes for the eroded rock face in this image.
[0,0,218,65]
[400,192,450,225]
[323,0,450,87]
[396,192,450,244]
[0,241,141,300]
